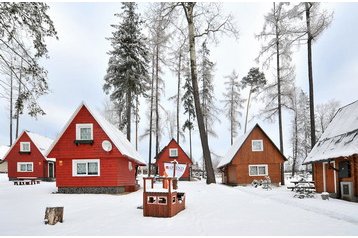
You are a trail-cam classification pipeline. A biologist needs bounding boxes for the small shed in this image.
[143,177,185,217]
[47,102,146,194]
[0,145,9,173]
[4,131,55,181]
[303,100,358,202]
[217,124,286,186]
[155,138,193,181]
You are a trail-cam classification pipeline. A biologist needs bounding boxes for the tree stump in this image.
[44,207,64,225]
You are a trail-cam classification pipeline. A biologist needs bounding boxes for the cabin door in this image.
[227,166,237,184]
[48,162,55,178]
[323,162,336,193]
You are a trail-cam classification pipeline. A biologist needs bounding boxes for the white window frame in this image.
[169,148,178,157]
[20,142,31,152]
[248,164,268,176]
[76,123,93,140]
[72,159,100,176]
[252,140,264,152]
[17,162,33,172]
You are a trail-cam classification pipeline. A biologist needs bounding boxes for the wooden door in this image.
[324,162,336,193]
[227,166,237,184]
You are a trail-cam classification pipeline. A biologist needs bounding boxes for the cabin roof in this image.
[3,131,54,160]
[217,124,287,169]
[47,102,146,166]
[303,100,358,164]
[155,138,192,164]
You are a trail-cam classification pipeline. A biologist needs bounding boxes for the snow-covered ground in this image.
[1,174,358,236]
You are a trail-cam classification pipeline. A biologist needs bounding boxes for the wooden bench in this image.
[13,178,40,185]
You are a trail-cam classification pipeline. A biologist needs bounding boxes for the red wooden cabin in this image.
[303,100,358,202]
[217,124,286,185]
[47,102,146,194]
[155,138,193,181]
[4,131,55,181]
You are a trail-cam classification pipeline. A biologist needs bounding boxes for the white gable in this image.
[303,100,358,164]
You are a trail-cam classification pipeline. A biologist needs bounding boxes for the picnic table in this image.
[287,180,316,199]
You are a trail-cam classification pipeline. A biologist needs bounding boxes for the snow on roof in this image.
[47,102,146,165]
[216,126,253,168]
[86,104,146,165]
[0,145,10,160]
[27,132,54,156]
[303,100,358,164]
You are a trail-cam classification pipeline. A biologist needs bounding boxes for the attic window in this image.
[169,148,178,157]
[75,124,93,144]
[252,140,263,151]
[20,142,31,152]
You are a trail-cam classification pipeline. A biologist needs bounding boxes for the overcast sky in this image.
[1,2,358,166]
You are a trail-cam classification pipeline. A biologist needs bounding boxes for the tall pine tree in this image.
[103,2,150,141]
[182,62,196,161]
[198,40,220,137]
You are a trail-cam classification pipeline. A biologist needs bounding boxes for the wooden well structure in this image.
[143,177,185,217]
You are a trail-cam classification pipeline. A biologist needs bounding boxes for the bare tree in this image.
[288,86,311,176]
[290,3,333,149]
[180,2,238,184]
[222,70,245,145]
[315,99,340,138]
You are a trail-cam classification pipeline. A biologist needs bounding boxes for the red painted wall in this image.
[5,132,49,179]
[224,126,285,185]
[155,139,192,180]
[48,106,138,188]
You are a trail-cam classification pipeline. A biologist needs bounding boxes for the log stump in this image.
[44,207,64,225]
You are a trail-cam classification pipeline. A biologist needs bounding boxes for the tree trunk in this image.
[184,3,216,184]
[126,90,131,141]
[155,43,160,158]
[274,2,285,185]
[177,51,182,144]
[244,86,252,134]
[291,111,298,177]
[135,97,138,150]
[189,114,192,160]
[15,60,23,139]
[148,48,155,177]
[10,69,13,146]
[230,84,234,145]
[305,2,316,149]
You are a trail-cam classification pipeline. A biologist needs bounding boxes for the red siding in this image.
[155,139,192,180]
[5,132,49,179]
[56,157,136,187]
[224,126,285,185]
[49,106,138,188]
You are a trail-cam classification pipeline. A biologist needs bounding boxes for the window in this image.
[17,162,33,172]
[72,159,100,176]
[20,142,31,152]
[147,196,157,204]
[76,124,93,141]
[169,148,178,157]
[252,140,263,151]
[249,165,268,176]
[158,196,167,205]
